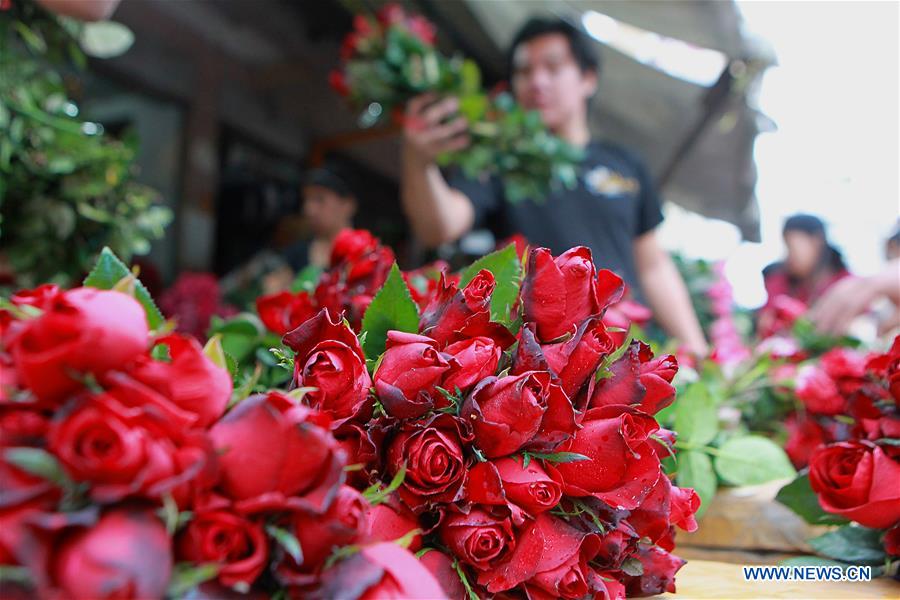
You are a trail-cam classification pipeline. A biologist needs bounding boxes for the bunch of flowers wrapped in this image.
[331,3,583,203]
[0,275,442,597]
[776,337,900,577]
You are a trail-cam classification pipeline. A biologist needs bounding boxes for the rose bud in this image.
[103,333,232,430]
[312,542,445,600]
[283,309,372,428]
[808,440,900,528]
[627,475,699,551]
[363,496,423,550]
[385,413,470,510]
[419,270,494,346]
[795,366,845,415]
[256,290,315,336]
[330,228,379,266]
[522,247,623,343]
[48,393,209,503]
[784,415,830,469]
[649,428,677,461]
[209,392,344,514]
[461,371,576,458]
[593,520,639,570]
[50,508,172,600]
[418,549,467,599]
[588,341,678,416]
[0,407,49,447]
[522,514,602,600]
[10,288,148,404]
[549,405,661,511]
[820,347,867,395]
[177,509,268,588]
[514,317,614,398]
[334,422,384,488]
[442,336,501,394]
[374,331,451,419]
[622,544,686,596]
[465,458,562,520]
[279,485,368,579]
[439,507,516,571]
[885,524,900,557]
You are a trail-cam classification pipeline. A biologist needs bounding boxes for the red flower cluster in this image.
[277,244,698,598]
[0,284,439,598]
[159,272,237,340]
[784,339,900,553]
[256,229,395,335]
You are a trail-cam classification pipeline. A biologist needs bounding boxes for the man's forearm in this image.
[400,150,473,248]
[639,256,708,355]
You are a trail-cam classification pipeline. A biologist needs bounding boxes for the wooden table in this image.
[656,559,899,599]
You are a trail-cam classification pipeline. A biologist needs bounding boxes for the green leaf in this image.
[808,526,887,565]
[525,451,590,464]
[677,450,716,519]
[364,464,406,505]
[4,447,69,487]
[674,384,718,448]
[360,263,419,360]
[595,329,634,383]
[453,559,480,600]
[291,265,323,292]
[267,524,304,564]
[0,565,31,585]
[458,243,522,324]
[713,435,796,486]
[166,563,219,598]
[775,474,850,526]
[202,334,228,371]
[83,247,164,330]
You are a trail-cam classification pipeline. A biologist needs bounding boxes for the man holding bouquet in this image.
[400,17,708,356]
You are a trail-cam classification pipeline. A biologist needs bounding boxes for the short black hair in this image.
[506,17,601,80]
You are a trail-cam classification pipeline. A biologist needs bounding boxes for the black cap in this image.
[303,165,354,199]
[783,214,826,237]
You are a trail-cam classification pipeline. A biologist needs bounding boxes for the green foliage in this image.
[674,384,718,448]
[807,526,887,566]
[1,3,171,288]
[676,450,716,519]
[360,263,419,360]
[775,474,850,526]
[712,435,796,486]
[458,243,522,325]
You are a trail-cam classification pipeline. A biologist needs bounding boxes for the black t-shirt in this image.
[447,140,663,294]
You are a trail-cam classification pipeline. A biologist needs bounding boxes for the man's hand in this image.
[809,260,900,335]
[402,93,470,165]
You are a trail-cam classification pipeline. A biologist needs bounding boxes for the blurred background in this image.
[2,0,898,311]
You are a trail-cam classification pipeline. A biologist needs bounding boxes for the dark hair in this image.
[506,17,601,80]
[782,213,846,273]
[303,164,355,200]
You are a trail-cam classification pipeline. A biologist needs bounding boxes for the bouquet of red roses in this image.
[776,338,900,578]
[0,254,444,598]
[331,3,583,204]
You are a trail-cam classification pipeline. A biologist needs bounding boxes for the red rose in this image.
[376,3,406,26]
[103,333,232,430]
[50,508,172,600]
[588,341,677,416]
[522,247,623,342]
[784,415,830,469]
[385,413,470,510]
[0,408,48,447]
[461,371,576,458]
[313,542,445,599]
[331,229,379,265]
[0,460,58,566]
[374,331,451,419]
[466,458,562,519]
[439,507,515,571]
[627,475,699,551]
[279,485,368,581]
[335,422,384,488]
[9,284,61,309]
[593,520,638,571]
[549,405,661,510]
[523,515,603,600]
[178,508,268,587]
[283,309,372,427]
[363,495,422,550]
[10,288,148,403]
[406,15,437,45]
[821,347,867,395]
[403,261,452,310]
[622,544,685,596]
[514,317,614,398]
[808,440,900,528]
[795,366,845,415]
[885,524,900,556]
[328,69,350,97]
[48,394,210,503]
[256,290,315,336]
[418,549,467,599]
[209,392,344,514]
[441,336,501,394]
[420,270,500,347]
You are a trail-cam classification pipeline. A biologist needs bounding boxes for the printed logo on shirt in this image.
[584,165,640,197]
